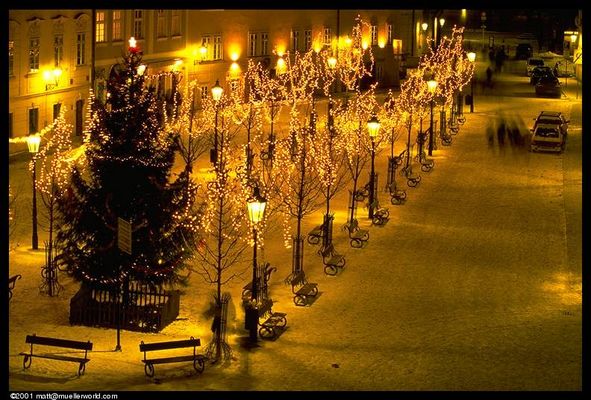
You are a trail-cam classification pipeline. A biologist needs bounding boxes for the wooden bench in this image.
[354,183,370,202]
[9,274,21,300]
[343,219,369,248]
[319,243,346,276]
[257,299,287,340]
[289,270,318,306]
[307,222,325,245]
[139,337,205,378]
[20,334,93,376]
[388,182,407,205]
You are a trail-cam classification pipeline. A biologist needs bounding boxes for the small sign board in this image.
[117,217,132,255]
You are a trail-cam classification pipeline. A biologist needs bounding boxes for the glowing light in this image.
[200,45,207,60]
[439,18,445,27]
[367,115,380,138]
[174,59,183,67]
[26,135,41,153]
[128,36,137,49]
[327,56,337,69]
[427,79,438,93]
[276,57,287,74]
[362,41,369,50]
[378,40,386,49]
[230,52,239,62]
[137,64,147,76]
[422,22,429,31]
[467,52,476,62]
[570,34,577,44]
[247,188,267,224]
[211,79,223,101]
[461,9,467,18]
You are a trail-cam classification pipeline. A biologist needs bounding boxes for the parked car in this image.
[515,43,533,60]
[530,66,555,85]
[535,75,562,98]
[526,57,545,76]
[530,111,569,152]
[532,111,569,135]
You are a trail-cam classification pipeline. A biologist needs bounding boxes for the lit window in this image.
[304,30,312,51]
[29,37,40,71]
[213,35,222,60]
[96,11,106,42]
[202,36,211,61]
[134,10,143,39]
[112,10,122,41]
[248,32,257,57]
[324,27,331,46]
[8,40,14,76]
[371,24,377,46]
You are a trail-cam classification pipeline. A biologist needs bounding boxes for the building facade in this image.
[92,10,418,108]
[9,10,93,154]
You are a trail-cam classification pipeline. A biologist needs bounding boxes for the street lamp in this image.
[246,186,267,342]
[427,79,438,156]
[211,79,223,166]
[467,52,476,113]
[367,115,380,219]
[27,135,41,250]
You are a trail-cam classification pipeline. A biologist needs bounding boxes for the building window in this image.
[8,40,14,76]
[371,24,378,46]
[156,10,166,38]
[291,30,300,52]
[29,108,39,134]
[77,33,86,65]
[201,36,211,60]
[171,10,180,36]
[261,32,268,56]
[96,11,106,42]
[304,30,312,51]
[133,10,143,39]
[213,35,222,60]
[201,86,208,100]
[387,23,393,45]
[248,32,257,57]
[112,10,122,41]
[324,27,331,46]
[53,103,62,121]
[54,35,63,66]
[29,37,40,71]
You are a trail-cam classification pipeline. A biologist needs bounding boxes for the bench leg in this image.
[23,355,31,370]
[294,294,307,307]
[78,362,86,376]
[324,264,338,276]
[145,363,155,378]
[307,235,320,245]
[193,357,205,374]
[351,239,362,248]
[259,326,276,340]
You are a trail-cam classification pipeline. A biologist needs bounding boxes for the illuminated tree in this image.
[35,110,74,295]
[190,92,253,362]
[56,45,196,289]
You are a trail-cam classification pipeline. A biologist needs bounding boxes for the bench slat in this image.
[296,283,317,295]
[25,335,93,351]
[140,339,200,352]
[20,352,89,363]
[142,355,197,365]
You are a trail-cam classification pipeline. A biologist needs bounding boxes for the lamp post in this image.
[467,52,476,113]
[421,22,428,52]
[27,135,41,250]
[367,115,380,219]
[246,187,267,342]
[211,79,223,166]
[427,79,438,156]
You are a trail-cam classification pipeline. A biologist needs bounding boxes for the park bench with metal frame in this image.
[416,151,435,172]
[20,334,93,376]
[319,243,346,276]
[343,219,369,248]
[401,165,421,188]
[388,182,407,205]
[307,222,325,245]
[257,298,287,340]
[139,337,205,378]
[354,182,371,202]
[371,204,390,226]
[288,270,318,306]
[242,263,276,300]
[9,274,21,300]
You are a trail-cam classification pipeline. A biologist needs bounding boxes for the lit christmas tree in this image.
[56,40,196,289]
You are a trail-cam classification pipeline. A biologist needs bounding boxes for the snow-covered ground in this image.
[8,62,582,392]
